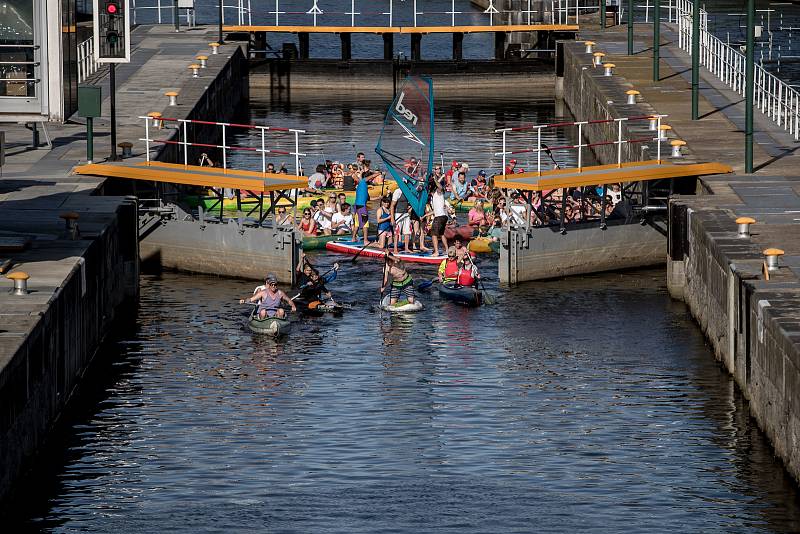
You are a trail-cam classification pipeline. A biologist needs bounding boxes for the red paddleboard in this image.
[325,240,474,265]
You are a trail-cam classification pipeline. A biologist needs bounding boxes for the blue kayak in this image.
[438,282,482,307]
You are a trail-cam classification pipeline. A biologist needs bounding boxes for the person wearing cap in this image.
[240,274,296,319]
[438,247,460,283]
[504,159,517,175]
[471,170,489,200]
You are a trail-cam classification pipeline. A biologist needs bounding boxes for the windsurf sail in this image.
[375,76,435,217]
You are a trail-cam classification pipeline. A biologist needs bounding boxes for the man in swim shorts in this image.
[380,253,415,306]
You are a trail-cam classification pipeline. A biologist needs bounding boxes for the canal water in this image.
[8,265,800,532]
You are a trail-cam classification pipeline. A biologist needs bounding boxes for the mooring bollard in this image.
[593,52,606,66]
[649,116,659,130]
[118,141,133,158]
[7,271,29,295]
[196,55,208,68]
[603,63,615,76]
[736,217,756,238]
[764,248,785,272]
[657,124,672,140]
[165,91,178,106]
[148,111,163,129]
[209,42,220,55]
[60,211,80,240]
[626,90,640,105]
[670,139,686,157]
[189,64,200,77]
[584,41,595,54]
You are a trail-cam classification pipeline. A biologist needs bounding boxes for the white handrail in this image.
[77,37,98,83]
[674,0,800,140]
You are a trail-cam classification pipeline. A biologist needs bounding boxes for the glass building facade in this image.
[0,0,79,120]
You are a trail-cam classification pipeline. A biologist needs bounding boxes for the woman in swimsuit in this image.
[376,196,394,250]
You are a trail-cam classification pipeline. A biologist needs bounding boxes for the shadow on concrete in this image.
[754,145,800,173]
[700,98,744,120]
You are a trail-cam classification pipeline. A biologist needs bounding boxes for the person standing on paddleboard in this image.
[381,253,415,306]
[429,178,449,257]
[352,170,371,246]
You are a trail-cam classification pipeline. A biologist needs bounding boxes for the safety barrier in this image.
[494,114,671,176]
[674,0,800,140]
[140,115,306,176]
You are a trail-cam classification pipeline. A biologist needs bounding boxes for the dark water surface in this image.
[7,260,800,532]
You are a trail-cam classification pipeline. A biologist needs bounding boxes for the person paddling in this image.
[457,256,480,287]
[381,253,416,306]
[240,274,296,319]
[437,246,460,284]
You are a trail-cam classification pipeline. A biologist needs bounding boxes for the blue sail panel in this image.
[375,76,435,217]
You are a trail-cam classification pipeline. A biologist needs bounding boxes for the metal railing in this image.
[494,114,669,176]
[674,0,800,140]
[258,0,580,28]
[140,115,306,176]
[130,0,244,25]
[77,37,99,83]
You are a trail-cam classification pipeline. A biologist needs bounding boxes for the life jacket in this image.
[443,259,460,281]
[457,268,475,287]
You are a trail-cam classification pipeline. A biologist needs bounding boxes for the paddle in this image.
[465,254,496,305]
[417,278,438,291]
[350,229,389,264]
[540,143,561,170]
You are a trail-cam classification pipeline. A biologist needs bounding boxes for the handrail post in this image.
[616,118,623,167]
[577,122,583,171]
[222,123,227,172]
[537,127,542,176]
[294,130,301,176]
[502,129,507,177]
[144,117,150,164]
[656,115,662,162]
[182,120,189,167]
[260,127,266,175]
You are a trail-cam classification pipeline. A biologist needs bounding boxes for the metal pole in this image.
[653,0,660,81]
[86,117,93,164]
[218,0,225,44]
[745,0,755,172]
[628,0,634,55]
[601,0,606,29]
[173,0,180,31]
[110,63,118,161]
[691,0,700,119]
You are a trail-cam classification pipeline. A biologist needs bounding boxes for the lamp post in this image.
[691,0,700,119]
[745,0,755,172]
[653,0,660,81]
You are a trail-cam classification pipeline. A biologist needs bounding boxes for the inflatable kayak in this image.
[303,234,342,251]
[294,299,351,315]
[438,282,482,307]
[468,237,500,254]
[325,239,452,265]
[380,295,424,312]
[444,225,476,242]
[201,183,396,213]
[247,313,292,336]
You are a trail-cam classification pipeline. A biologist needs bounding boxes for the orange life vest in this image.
[444,259,460,280]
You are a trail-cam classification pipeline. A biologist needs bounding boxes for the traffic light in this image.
[93,0,130,63]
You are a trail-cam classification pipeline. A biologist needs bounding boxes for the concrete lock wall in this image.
[141,46,299,284]
[0,198,139,503]
[669,199,800,484]
[498,42,673,284]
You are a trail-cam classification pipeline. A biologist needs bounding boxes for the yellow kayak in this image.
[201,182,397,212]
[468,236,500,254]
